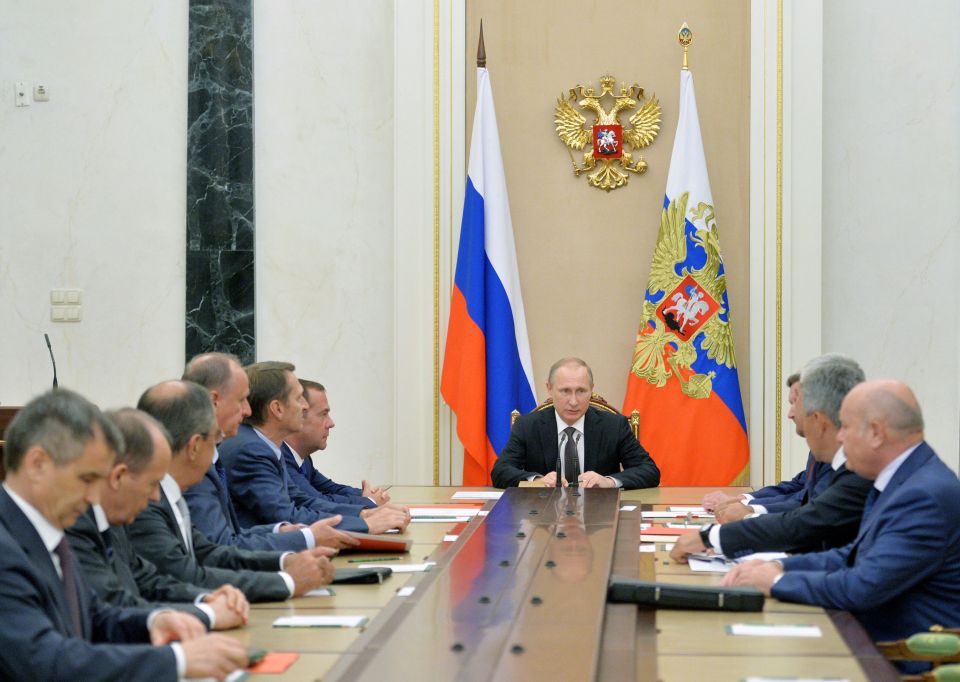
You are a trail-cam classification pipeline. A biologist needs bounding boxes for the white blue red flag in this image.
[622,68,749,485]
[442,67,536,486]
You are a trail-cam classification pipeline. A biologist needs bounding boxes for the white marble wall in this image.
[253,0,400,486]
[0,1,187,408]
[821,0,960,470]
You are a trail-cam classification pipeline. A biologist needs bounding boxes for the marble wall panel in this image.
[186,0,256,364]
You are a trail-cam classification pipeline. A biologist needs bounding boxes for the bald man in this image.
[723,380,960,664]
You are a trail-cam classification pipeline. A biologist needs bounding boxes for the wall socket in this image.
[50,288,82,322]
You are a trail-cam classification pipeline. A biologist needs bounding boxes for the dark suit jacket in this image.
[774,442,960,643]
[753,453,833,513]
[718,463,872,558]
[218,425,368,531]
[184,463,309,551]
[281,442,376,508]
[66,508,212,626]
[128,487,292,603]
[490,407,660,490]
[0,487,176,681]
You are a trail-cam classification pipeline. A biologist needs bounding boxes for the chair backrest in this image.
[876,628,960,668]
[510,393,641,442]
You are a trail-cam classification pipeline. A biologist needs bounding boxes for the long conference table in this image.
[232,486,898,681]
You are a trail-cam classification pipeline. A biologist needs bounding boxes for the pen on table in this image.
[348,556,401,563]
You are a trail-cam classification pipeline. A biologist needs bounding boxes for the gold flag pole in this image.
[477,20,486,68]
[679,22,692,70]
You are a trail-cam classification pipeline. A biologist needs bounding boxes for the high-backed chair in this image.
[510,393,641,442]
[876,626,960,680]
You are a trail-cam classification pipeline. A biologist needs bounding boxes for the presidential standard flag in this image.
[442,66,536,486]
[622,68,748,485]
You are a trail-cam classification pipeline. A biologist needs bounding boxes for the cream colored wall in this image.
[0,1,187,408]
[463,1,752,415]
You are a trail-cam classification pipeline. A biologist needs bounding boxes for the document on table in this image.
[668,506,708,514]
[303,587,335,597]
[451,491,502,500]
[688,551,789,573]
[397,586,416,597]
[443,534,459,542]
[273,615,368,628]
[620,505,638,511]
[360,562,436,573]
[642,511,714,519]
[412,517,470,523]
[639,544,656,553]
[410,507,481,517]
[745,678,849,682]
[727,623,822,637]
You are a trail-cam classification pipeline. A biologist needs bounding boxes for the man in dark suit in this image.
[219,361,410,534]
[67,408,249,631]
[724,380,960,652]
[671,354,872,561]
[703,372,832,521]
[491,357,660,489]
[0,389,247,681]
[182,352,357,552]
[283,379,389,508]
[130,380,335,603]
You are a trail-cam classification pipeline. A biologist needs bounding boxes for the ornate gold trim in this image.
[774,0,784,482]
[432,0,441,486]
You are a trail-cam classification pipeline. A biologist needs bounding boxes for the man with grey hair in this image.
[182,352,357,553]
[703,371,832,519]
[492,357,660,489]
[723,380,960,664]
[671,353,872,562]
[129,380,335,603]
[0,389,247,680]
[67,408,249,632]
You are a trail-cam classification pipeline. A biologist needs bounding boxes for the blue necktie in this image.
[214,460,230,501]
[862,487,880,519]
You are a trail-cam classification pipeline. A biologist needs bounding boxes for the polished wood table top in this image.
[232,485,893,681]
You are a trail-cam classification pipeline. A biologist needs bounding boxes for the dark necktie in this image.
[174,496,194,556]
[54,538,83,637]
[214,459,230,500]
[862,487,880,519]
[563,426,580,487]
[301,455,314,478]
[801,456,817,504]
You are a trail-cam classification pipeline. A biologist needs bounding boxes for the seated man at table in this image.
[283,379,389,508]
[722,380,960,657]
[491,357,660,489]
[0,388,247,681]
[67,408,249,632]
[182,351,356,553]
[703,372,832,522]
[219,362,409,534]
[671,354,872,561]
[130,380,336,603]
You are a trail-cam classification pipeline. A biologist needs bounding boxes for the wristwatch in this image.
[699,524,714,549]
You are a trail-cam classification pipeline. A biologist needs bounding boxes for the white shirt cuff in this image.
[751,504,768,515]
[740,493,754,501]
[278,571,295,597]
[365,496,378,506]
[708,524,723,554]
[606,476,623,489]
[169,642,186,678]
[300,527,315,548]
[272,522,285,533]
[195,603,215,630]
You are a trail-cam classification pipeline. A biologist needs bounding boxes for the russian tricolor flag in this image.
[442,67,536,486]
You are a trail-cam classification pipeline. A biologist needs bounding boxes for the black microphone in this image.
[44,333,58,389]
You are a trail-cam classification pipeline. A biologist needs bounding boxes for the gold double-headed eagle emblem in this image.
[554,75,661,192]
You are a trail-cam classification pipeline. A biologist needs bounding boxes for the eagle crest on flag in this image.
[630,191,737,400]
[554,75,661,192]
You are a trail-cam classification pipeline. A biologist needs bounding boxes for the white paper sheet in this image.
[303,588,334,597]
[442,534,459,542]
[396,586,416,597]
[729,624,822,638]
[642,511,714,519]
[620,505,638,511]
[411,517,469,523]
[410,507,480,517]
[668,506,708,513]
[360,562,436,573]
[273,615,368,628]
[639,544,656,553]
[452,491,503,500]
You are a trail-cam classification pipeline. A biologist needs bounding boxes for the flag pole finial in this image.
[477,20,486,68]
[678,22,693,70]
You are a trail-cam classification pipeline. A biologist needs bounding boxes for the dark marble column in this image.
[186,0,255,364]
